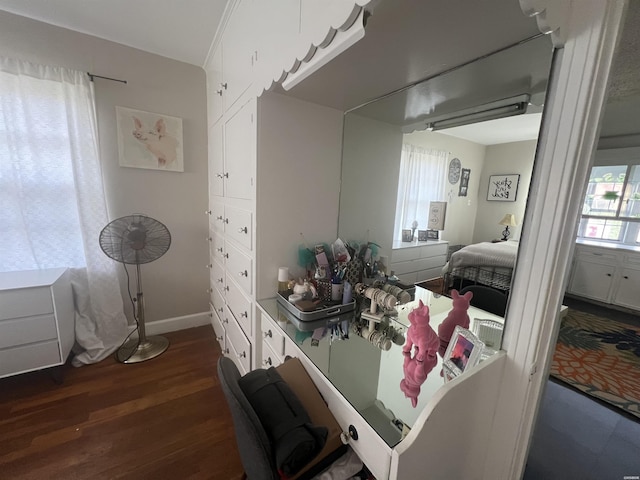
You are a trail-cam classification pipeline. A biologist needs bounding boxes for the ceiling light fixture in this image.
[281,9,366,91]
[425,94,531,131]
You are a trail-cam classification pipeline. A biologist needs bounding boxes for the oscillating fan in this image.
[99,214,172,363]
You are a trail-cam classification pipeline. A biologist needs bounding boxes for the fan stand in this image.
[116,262,169,363]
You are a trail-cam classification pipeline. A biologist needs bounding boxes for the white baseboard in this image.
[135,311,211,336]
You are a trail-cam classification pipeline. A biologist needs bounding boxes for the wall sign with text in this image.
[487,174,520,202]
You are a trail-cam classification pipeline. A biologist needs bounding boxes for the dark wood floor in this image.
[0,326,244,480]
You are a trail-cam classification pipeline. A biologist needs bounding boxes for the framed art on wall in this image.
[459,168,470,197]
[487,174,519,201]
[116,106,184,172]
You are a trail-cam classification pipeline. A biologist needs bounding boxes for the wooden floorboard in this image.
[0,325,244,480]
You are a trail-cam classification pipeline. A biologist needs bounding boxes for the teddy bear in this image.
[437,289,473,357]
[400,300,439,407]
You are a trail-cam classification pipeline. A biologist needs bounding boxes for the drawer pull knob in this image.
[223,318,229,324]
[206,236,212,241]
[218,307,223,313]
[217,278,224,284]
[217,248,224,254]
[206,264,212,269]
[238,226,248,234]
[215,89,223,96]
[220,82,228,90]
[216,335,223,341]
[239,270,248,277]
[264,330,272,338]
[238,351,246,359]
[223,217,229,223]
[205,210,211,215]
[606,273,612,277]
[224,348,230,354]
[224,253,229,259]
[240,311,248,318]
[206,288,212,293]
[340,425,358,444]
[216,215,223,221]
[224,286,230,292]
[263,357,273,366]
[624,275,629,279]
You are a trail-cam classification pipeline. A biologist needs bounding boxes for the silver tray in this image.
[276,291,356,321]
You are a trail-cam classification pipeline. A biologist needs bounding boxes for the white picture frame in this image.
[487,174,520,201]
[442,326,485,382]
[116,106,184,172]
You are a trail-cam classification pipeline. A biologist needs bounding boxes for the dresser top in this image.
[0,268,68,291]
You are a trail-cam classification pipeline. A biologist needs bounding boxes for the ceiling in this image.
[0,0,635,145]
[0,0,228,66]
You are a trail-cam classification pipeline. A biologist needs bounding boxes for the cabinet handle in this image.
[216,215,224,221]
[340,425,359,444]
[220,82,228,90]
[238,351,246,359]
[216,173,224,178]
[206,236,212,241]
[239,270,248,277]
[222,318,229,324]
[205,209,211,215]
[263,357,272,366]
[238,226,248,234]
[240,311,248,318]
[224,286,230,292]
[206,288,212,293]
[216,335,223,341]
[624,275,629,279]
[224,253,229,259]
[206,264,212,269]
[215,89,223,96]
[217,247,223,253]
[223,172,229,179]
[217,307,223,314]
[217,277,224,284]
[606,273,612,277]
[224,348,230,354]
[224,218,229,224]
[263,330,272,338]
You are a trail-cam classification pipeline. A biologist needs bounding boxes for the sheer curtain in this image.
[0,57,128,365]
[393,143,448,242]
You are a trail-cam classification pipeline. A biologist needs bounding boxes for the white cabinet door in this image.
[222,0,255,110]
[224,97,256,200]
[568,258,615,302]
[208,121,224,197]
[613,266,640,310]
[206,44,224,126]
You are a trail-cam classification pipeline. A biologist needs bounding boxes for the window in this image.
[393,144,448,242]
[577,164,640,245]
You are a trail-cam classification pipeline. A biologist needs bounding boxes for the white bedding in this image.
[444,240,518,272]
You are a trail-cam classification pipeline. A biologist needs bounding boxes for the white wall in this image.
[472,140,537,243]
[0,11,209,324]
[403,131,487,247]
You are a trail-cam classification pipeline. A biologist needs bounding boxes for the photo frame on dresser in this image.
[443,326,484,382]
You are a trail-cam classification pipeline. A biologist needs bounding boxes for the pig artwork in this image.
[132,116,179,168]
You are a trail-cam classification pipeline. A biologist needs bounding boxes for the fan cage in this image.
[99,214,171,265]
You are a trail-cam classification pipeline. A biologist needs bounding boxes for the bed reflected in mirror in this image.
[337,34,555,348]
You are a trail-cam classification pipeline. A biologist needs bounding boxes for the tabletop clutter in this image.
[277,237,414,351]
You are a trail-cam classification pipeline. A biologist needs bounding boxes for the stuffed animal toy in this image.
[400,300,439,407]
[437,289,473,357]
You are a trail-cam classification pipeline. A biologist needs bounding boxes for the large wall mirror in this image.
[337,34,555,347]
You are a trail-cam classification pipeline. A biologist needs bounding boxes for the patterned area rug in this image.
[550,309,640,419]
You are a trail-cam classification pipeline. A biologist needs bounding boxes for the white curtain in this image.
[0,57,128,365]
[393,143,448,242]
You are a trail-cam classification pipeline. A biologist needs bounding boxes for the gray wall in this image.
[0,11,209,323]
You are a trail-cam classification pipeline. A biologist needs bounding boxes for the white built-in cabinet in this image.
[567,242,640,311]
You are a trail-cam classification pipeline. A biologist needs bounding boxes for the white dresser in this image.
[389,240,449,284]
[0,268,74,379]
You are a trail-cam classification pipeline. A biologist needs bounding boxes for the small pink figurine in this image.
[400,300,439,407]
[437,289,473,357]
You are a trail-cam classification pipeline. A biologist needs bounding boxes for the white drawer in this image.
[209,232,225,260]
[225,241,252,295]
[0,286,53,321]
[209,303,226,350]
[226,338,247,376]
[623,253,640,267]
[210,261,226,296]
[0,340,61,378]
[261,312,285,358]
[575,246,618,262]
[392,254,446,276]
[224,305,251,373]
[421,243,448,258]
[0,314,58,349]
[261,341,282,369]
[226,277,253,337]
[391,247,421,263]
[210,201,226,234]
[210,287,225,322]
[225,205,252,251]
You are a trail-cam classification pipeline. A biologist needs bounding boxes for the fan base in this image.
[116,335,170,364]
